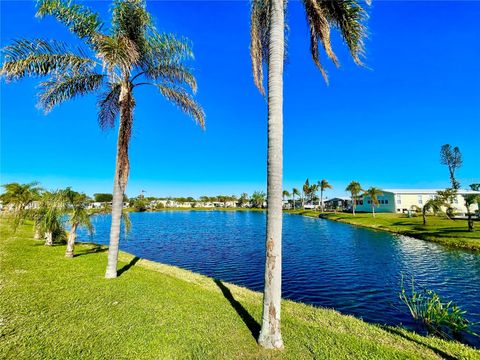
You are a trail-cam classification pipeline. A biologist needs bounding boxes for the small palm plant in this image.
[1,0,205,278]
[345,181,362,215]
[62,188,94,258]
[422,198,443,225]
[364,187,383,218]
[318,179,333,212]
[0,182,42,231]
[37,191,66,246]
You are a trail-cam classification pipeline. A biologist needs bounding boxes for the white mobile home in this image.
[356,189,480,215]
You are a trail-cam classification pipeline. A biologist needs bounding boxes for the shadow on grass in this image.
[380,326,457,360]
[74,245,108,257]
[117,256,140,277]
[214,279,260,340]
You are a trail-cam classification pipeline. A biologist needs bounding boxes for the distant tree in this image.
[440,144,462,190]
[62,188,93,258]
[37,191,65,246]
[132,197,147,212]
[422,198,443,225]
[238,193,249,207]
[292,188,300,210]
[302,179,310,207]
[470,184,480,191]
[251,191,266,208]
[282,190,290,203]
[1,182,43,231]
[464,194,480,232]
[94,193,113,203]
[364,187,383,218]
[345,181,362,216]
[318,179,333,212]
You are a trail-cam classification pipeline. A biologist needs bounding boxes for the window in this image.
[418,195,423,205]
[396,195,401,204]
[385,200,389,204]
[368,200,371,204]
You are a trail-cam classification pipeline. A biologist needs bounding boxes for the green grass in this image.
[287,210,480,251]
[1,219,479,359]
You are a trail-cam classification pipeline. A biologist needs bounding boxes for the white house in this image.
[356,189,480,215]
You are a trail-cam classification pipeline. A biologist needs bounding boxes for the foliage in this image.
[251,191,266,208]
[1,182,43,230]
[93,193,113,202]
[399,276,478,340]
[440,144,462,190]
[238,193,250,207]
[132,197,147,212]
[62,187,93,235]
[346,181,362,213]
[36,190,66,242]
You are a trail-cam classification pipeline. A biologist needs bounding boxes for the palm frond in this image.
[36,0,102,42]
[143,63,197,93]
[1,39,94,81]
[250,0,271,95]
[319,0,368,66]
[38,72,104,112]
[97,83,121,129]
[96,35,140,75]
[157,84,205,129]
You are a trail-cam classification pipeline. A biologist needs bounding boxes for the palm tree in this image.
[302,179,310,208]
[292,188,300,210]
[364,187,383,218]
[62,188,94,258]
[345,181,362,215]
[464,194,480,232]
[250,0,368,349]
[282,190,290,209]
[251,191,266,208]
[1,0,205,279]
[0,182,43,232]
[318,179,333,213]
[422,198,442,226]
[37,191,65,246]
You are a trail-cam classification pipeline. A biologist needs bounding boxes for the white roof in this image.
[382,189,480,195]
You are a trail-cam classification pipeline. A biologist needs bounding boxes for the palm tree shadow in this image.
[214,279,260,340]
[117,256,140,276]
[74,245,107,257]
[380,326,457,360]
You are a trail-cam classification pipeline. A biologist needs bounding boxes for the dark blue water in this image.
[78,211,480,346]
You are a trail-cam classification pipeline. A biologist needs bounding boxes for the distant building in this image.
[324,197,352,211]
[356,189,480,215]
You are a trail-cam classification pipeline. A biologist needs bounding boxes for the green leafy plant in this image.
[399,275,478,340]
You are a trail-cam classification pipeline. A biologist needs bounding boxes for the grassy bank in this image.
[1,220,479,359]
[287,210,480,251]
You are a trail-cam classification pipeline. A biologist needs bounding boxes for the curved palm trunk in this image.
[34,225,42,239]
[105,82,134,279]
[65,222,78,258]
[44,231,53,246]
[258,0,284,349]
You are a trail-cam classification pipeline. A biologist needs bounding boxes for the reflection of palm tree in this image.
[345,181,362,215]
[1,0,204,279]
[319,179,333,212]
[364,187,383,218]
[250,0,368,348]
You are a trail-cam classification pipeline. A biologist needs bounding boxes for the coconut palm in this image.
[62,188,94,258]
[0,182,43,231]
[251,191,267,208]
[250,0,368,348]
[292,188,300,210]
[1,0,204,278]
[318,179,333,212]
[345,181,362,215]
[422,198,442,226]
[282,190,290,208]
[302,179,310,207]
[364,187,383,218]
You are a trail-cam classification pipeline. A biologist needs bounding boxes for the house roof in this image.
[382,189,480,195]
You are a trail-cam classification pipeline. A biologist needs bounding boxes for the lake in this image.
[78,211,480,347]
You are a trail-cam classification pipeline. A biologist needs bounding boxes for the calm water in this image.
[78,211,480,346]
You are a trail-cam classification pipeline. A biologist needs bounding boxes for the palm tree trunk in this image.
[258,0,284,350]
[320,189,324,213]
[352,197,356,216]
[65,222,78,258]
[292,194,295,210]
[44,231,53,246]
[34,225,42,239]
[372,205,375,218]
[105,82,134,279]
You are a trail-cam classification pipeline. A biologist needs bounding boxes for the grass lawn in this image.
[1,219,479,359]
[287,210,480,251]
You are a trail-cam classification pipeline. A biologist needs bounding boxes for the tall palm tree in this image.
[464,194,480,232]
[1,0,204,279]
[250,0,368,349]
[62,188,94,258]
[364,187,382,218]
[302,179,310,207]
[318,179,333,212]
[292,187,300,210]
[282,190,290,208]
[345,181,362,215]
[0,182,43,232]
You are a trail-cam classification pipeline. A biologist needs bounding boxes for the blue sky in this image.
[1,0,479,198]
